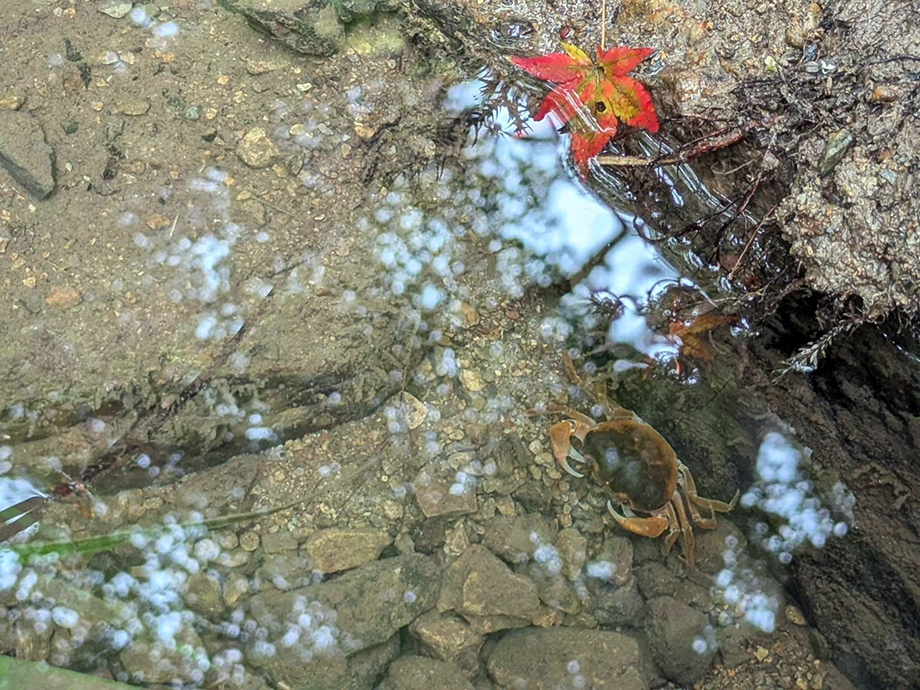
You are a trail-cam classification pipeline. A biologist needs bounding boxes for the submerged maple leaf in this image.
[510,42,659,174]
[668,314,735,362]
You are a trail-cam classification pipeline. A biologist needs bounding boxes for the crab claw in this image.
[607,500,625,521]
[559,454,585,478]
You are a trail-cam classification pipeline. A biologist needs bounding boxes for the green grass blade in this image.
[0,655,136,689]
[2,498,306,560]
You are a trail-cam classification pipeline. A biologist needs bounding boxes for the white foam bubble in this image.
[585,560,615,581]
[153,21,178,38]
[245,427,272,441]
[51,606,79,629]
[419,284,442,310]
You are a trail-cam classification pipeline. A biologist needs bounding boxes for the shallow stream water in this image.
[0,3,868,689]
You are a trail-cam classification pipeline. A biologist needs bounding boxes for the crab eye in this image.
[595,102,607,113]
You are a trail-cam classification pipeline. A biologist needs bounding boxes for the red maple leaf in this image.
[510,42,659,174]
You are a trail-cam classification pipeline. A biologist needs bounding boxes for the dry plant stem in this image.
[600,0,606,51]
[708,175,762,264]
[727,204,778,281]
[254,196,297,218]
[671,195,738,240]
[597,116,774,168]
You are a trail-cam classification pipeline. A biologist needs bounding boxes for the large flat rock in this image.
[487,627,646,690]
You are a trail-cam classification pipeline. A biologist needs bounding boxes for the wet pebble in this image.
[99,0,133,18]
[537,575,579,614]
[554,528,587,580]
[591,579,646,627]
[185,572,223,621]
[261,529,298,554]
[120,628,205,683]
[116,98,151,116]
[818,130,854,176]
[239,530,260,551]
[444,520,471,556]
[397,391,429,429]
[414,463,478,518]
[145,212,170,229]
[354,122,376,139]
[303,528,392,574]
[459,302,480,327]
[0,92,24,110]
[21,290,44,314]
[871,84,897,103]
[248,554,440,675]
[646,596,717,686]
[481,514,558,564]
[237,126,279,168]
[221,573,250,607]
[45,285,82,308]
[692,519,747,574]
[785,17,805,47]
[785,603,807,626]
[409,610,483,677]
[458,368,485,392]
[592,536,633,587]
[245,58,283,74]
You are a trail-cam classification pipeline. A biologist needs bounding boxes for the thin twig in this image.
[862,54,920,69]
[712,153,762,176]
[671,195,737,240]
[727,203,778,281]
[600,0,606,51]
[709,174,762,264]
[597,115,776,168]
[254,196,297,218]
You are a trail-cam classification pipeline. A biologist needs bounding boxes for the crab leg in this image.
[660,502,681,555]
[562,351,587,389]
[677,469,718,529]
[607,501,669,538]
[562,352,634,421]
[678,462,740,517]
[670,491,696,568]
[528,403,591,420]
[529,405,598,432]
[682,490,718,528]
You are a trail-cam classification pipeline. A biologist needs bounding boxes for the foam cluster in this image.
[741,431,853,562]
[0,496,360,685]
[711,535,782,633]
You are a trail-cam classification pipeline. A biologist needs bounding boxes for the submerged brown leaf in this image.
[668,313,735,362]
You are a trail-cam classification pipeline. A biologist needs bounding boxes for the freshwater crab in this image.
[537,353,738,567]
